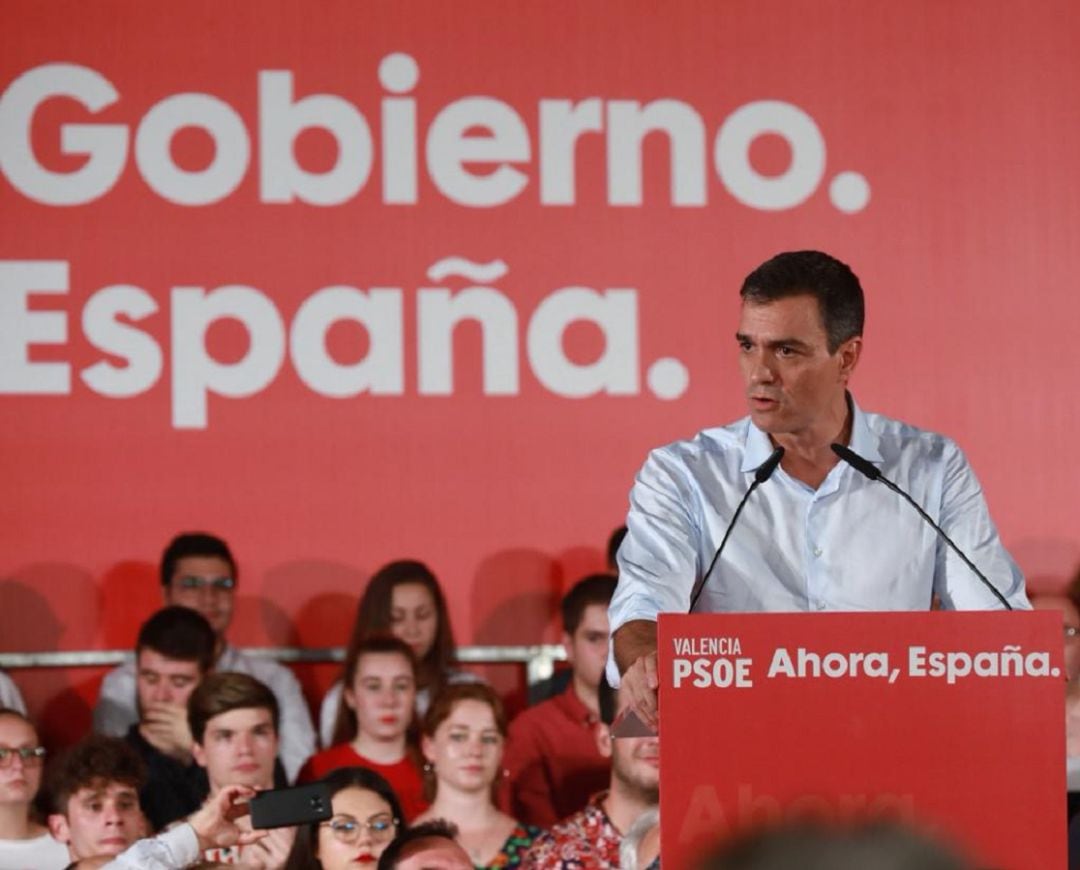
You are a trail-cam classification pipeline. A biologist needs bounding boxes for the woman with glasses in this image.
[284,767,403,870]
[0,708,67,869]
[414,685,540,869]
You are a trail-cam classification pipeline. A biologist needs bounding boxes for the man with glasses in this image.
[94,532,316,782]
[0,708,67,868]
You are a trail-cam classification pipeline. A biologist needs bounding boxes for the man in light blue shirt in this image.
[609,250,1029,727]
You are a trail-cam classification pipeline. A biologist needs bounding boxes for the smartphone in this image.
[249,782,333,829]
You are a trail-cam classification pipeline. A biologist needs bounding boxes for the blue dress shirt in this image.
[607,398,1030,679]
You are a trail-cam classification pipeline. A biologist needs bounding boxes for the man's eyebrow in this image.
[735,332,812,350]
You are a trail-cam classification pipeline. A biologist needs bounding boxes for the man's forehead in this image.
[73,780,137,801]
[137,649,200,675]
[207,707,274,730]
[576,603,611,633]
[738,294,827,334]
[172,554,233,578]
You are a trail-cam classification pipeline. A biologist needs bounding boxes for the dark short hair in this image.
[160,532,237,587]
[187,672,279,745]
[739,250,865,353]
[136,606,217,673]
[44,735,146,815]
[332,635,419,746]
[377,818,461,869]
[607,526,627,572]
[283,767,405,870]
[562,573,617,635]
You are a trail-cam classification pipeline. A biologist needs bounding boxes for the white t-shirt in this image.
[0,832,69,870]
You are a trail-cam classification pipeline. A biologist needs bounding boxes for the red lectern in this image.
[658,610,1066,869]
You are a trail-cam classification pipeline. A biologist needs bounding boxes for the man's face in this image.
[192,707,278,793]
[599,684,660,803]
[49,780,144,860]
[136,648,202,713]
[564,603,610,692]
[736,295,860,439]
[163,555,235,637]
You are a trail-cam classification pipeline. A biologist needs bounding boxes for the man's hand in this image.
[141,702,194,760]
[190,785,266,852]
[613,620,659,729]
[241,825,296,869]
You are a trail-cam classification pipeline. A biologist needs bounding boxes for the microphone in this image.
[829,443,1012,611]
[688,446,784,612]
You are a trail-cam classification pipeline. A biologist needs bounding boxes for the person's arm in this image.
[932,440,1030,610]
[100,785,263,869]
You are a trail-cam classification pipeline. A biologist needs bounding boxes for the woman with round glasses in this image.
[284,767,403,870]
[414,684,540,869]
[0,708,67,869]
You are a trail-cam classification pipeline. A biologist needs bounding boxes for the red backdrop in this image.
[2,0,1079,744]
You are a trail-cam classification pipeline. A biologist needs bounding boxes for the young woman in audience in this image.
[320,560,477,747]
[0,708,68,869]
[284,766,404,870]
[414,684,540,869]
[299,637,428,821]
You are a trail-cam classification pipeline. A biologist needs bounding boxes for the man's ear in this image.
[561,631,575,667]
[595,723,613,759]
[836,336,862,384]
[48,813,71,844]
[191,740,207,769]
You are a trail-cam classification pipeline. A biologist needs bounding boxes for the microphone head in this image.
[754,446,785,484]
[831,443,881,480]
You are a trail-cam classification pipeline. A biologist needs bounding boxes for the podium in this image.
[657,610,1066,869]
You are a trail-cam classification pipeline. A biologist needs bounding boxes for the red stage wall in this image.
[2,1,1079,739]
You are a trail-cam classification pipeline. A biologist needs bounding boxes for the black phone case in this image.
[249,782,333,829]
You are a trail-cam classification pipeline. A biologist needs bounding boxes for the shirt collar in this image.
[740,392,881,472]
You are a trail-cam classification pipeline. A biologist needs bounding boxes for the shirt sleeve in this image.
[93,662,138,737]
[100,823,200,869]
[607,447,702,684]
[933,440,1030,611]
[318,680,342,749]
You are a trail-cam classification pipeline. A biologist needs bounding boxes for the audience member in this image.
[0,708,67,869]
[125,606,217,830]
[95,784,266,869]
[0,676,25,718]
[376,819,471,870]
[284,767,404,870]
[320,561,478,747]
[299,638,427,821]
[188,672,295,866]
[415,684,539,869]
[521,676,659,869]
[44,735,147,864]
[693,820,969,870]
[95,532,316,781]
[504,573,616,826]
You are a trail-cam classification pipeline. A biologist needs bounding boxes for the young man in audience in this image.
[0,708,68,868]
[504,573,617,826]
[124,605,217,831]
[521,676,660,869]
[188,671,295,865]
[44,735,148,864]
[94,532,316,781]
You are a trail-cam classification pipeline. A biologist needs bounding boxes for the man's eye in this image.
[777,346,794,357]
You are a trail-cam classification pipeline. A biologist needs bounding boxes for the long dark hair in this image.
[340,560,456,705]
[283,767,405,870]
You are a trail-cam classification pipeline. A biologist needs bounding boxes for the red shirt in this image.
[297,743,428,821]
[503,685,609,827]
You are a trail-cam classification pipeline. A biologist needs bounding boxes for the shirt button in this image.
[812,546,823,557]
[816,600,827,610]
